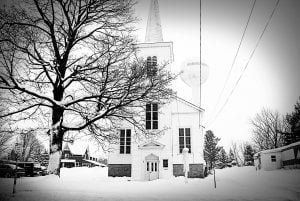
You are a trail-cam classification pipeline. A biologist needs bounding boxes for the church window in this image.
[146,56,158,77]
[65,153,69,158]
[120,129,131,154]
[146,103,158,129]
[179,128,191,153]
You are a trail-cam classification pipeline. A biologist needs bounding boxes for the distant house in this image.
[61,143,106,168]
[254,141,300,171]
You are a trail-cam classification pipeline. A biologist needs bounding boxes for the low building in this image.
[254,141,300,171]
[61,143,106,168]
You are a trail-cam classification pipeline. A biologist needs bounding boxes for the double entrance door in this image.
[146,160,159,181]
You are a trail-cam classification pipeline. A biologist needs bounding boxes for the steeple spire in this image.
[145,0,163,43]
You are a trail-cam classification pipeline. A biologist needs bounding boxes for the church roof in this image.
[138,140,165,150]
[145,0,163,43]
[62,142,91,156]
[175,96,205,112]
[63,143,71,152]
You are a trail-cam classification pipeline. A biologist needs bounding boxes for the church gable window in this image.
[179,128,191,153]
[146,56,158,77]
[120,129,131,154]
[146,103,158,130]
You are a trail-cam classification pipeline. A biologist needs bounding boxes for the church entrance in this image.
[145,154,159,181]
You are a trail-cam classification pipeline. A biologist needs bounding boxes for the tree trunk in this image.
[48,85,65,176]
[48,126,64,176]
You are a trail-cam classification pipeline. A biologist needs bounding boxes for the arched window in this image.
[152,56,157,66]
[146,56,152,66]
[146,56,158,77]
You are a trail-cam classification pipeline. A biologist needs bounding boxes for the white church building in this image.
[107,0,207,181]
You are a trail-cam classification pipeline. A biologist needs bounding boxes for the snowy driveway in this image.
[0,166,299,201]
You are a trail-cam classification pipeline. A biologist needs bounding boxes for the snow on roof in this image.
[280,140,300,150]
[63,143,71,152]
[63,141,104,158]
[82,159,107,167]
[258,141,300,155]
[61,159,76,163]
[260,148,282,155]
[63,142,87,155]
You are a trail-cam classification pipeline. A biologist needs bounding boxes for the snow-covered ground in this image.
[0,166,299,201]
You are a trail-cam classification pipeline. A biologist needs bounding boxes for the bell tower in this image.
[145,0,163,43]
[135,0,174,69]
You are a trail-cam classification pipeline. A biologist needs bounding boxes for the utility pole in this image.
[12,141,20,195]
[204,149,217,188]
[213,167,216,188]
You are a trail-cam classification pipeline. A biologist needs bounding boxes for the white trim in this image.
[82,159,107,167]
[175,96,204,112]
[257,141,300,155]
[145,153,159,161]
[138,140,165,150]
[61,159,76,163]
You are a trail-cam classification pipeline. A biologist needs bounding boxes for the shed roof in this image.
[257,141,300,155]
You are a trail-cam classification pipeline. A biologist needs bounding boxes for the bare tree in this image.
[0,118,14,154]
[0,106,15,155]
[17,129,45,162]
[251,108,288,151]
[230,141,243,166]
[0,132,13,154]
[0,0,175,175]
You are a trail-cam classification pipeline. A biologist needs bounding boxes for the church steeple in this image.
[145,0,163,43]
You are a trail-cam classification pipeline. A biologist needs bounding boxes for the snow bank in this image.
[0,166,299,201]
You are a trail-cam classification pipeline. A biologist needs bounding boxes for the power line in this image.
[210,0,257,118]
[200,0,202,108]
[199,0,202,127]
[205,0,280,129]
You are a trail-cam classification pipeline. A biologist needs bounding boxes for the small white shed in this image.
[254,141,300,171]
[259,149,282,171]
[254,147,282,171]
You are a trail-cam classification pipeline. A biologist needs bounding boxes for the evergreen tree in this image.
[204,130,221,169]
[285,97,300,145]
[243,144,254,166]
[218,147,227,164]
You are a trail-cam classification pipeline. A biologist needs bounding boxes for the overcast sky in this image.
[135,0,300,150]
[2,0,299,154]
